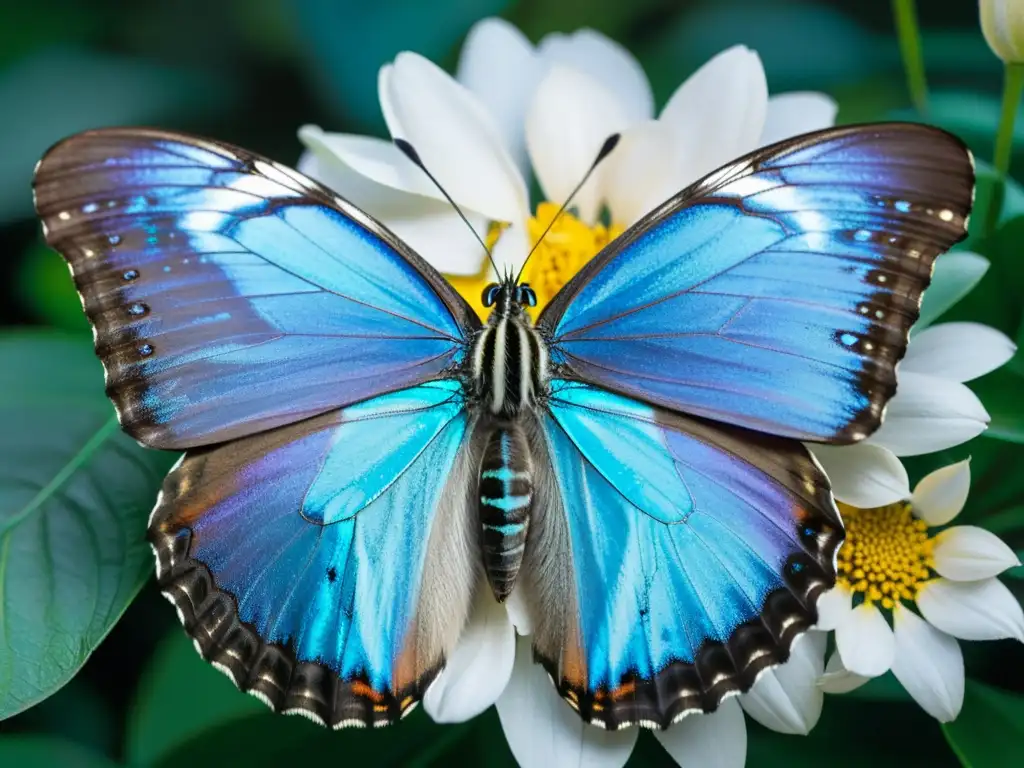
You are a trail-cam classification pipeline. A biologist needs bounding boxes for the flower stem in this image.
[892,0,929,115]
[986,62,1024,235]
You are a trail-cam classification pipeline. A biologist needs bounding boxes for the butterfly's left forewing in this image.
[34,128,478,449]
[149,381,480,727]
[520,380,842,729]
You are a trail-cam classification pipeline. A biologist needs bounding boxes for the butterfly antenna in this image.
[394,138,502,279]
[514,133,621,285]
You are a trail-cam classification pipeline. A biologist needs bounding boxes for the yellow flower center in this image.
[836,501,936,610]
[447,202,625,321]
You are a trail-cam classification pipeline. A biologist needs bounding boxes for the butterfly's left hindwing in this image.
[519,380,842,729]
[149,381,480,727]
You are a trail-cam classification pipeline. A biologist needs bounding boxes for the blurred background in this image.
[0,1,1022,766]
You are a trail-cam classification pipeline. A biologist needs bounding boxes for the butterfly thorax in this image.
[470,282,548,418]
[470,281,546,601]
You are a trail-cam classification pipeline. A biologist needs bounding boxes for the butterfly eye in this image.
[482,284,501,308]
[518,285,537,307]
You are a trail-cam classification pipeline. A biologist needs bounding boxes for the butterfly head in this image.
[482,280,537,321]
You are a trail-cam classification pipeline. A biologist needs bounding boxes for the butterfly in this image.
[33,123,973,730]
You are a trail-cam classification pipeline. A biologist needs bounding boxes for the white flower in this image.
[298,18,845,766]
[816,460,1024,722]
[809,252,1015,509]
[297,18,837,306]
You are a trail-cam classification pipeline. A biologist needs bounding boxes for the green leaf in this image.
[0,735,119,768]
[16,242,90,334]
[0,331,178,720]
[130,630,475,767]
[746,694,958,767]
[126,631,266,765]
[943,680,1024,768]
[962,163,1024,250]
[983,507,1024,578]
[13,677,117,758]
[148,706,462,768]
[939,215,1024,338]
[971,367,1024,444]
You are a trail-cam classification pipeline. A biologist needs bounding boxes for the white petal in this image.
[814,584,853,631]
[297,130,488,275]
[381,210,492,275]
[423,590,515,722]
[933,525,1022,581]
[601,119,681,226]
[381,53,529,223]
[836,602,895,677]
[497,638,637,768]
[901,322,1016,383]
[891,603,964,722]
[299,124,448,202]
[660,46,768,184]
[911,459,971,527]
[456,18,546,178]
[538,28,653,121]
[654,698,746,768]
[818,651,871,694]
[867,372,989,456]
[526,65,630,224]
[760,92,838,146]
[916,577,1024,642]
[504,584,533,635]
[739,631,826,735]
[491,222,530,278]
[808,442,909,508]
[915,251,990,331]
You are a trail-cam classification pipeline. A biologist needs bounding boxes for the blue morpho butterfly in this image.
[33,123,973,730]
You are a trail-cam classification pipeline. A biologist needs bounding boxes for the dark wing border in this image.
[538,121,972,332]
[34,127,480,336]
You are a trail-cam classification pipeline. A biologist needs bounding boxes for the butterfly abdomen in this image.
[478,422,532,602]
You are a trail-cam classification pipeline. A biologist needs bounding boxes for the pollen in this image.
[835,501,936,610]
[447,202,624,321]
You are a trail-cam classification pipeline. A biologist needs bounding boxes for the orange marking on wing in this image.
[792,504,813,524]
[350,681,387,703]
[392,622,427,692]
[560,620,588,689]
[609,681,637,701]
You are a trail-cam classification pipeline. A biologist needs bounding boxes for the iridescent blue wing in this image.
[538,123,973,443]
[149,381,481,727]
[33,128,477,449]
[519,380,842,729]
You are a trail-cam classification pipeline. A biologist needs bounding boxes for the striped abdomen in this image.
[478,423,532,602]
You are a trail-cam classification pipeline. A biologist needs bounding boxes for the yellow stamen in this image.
[447,202,624,321]
[836,501,936,609]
